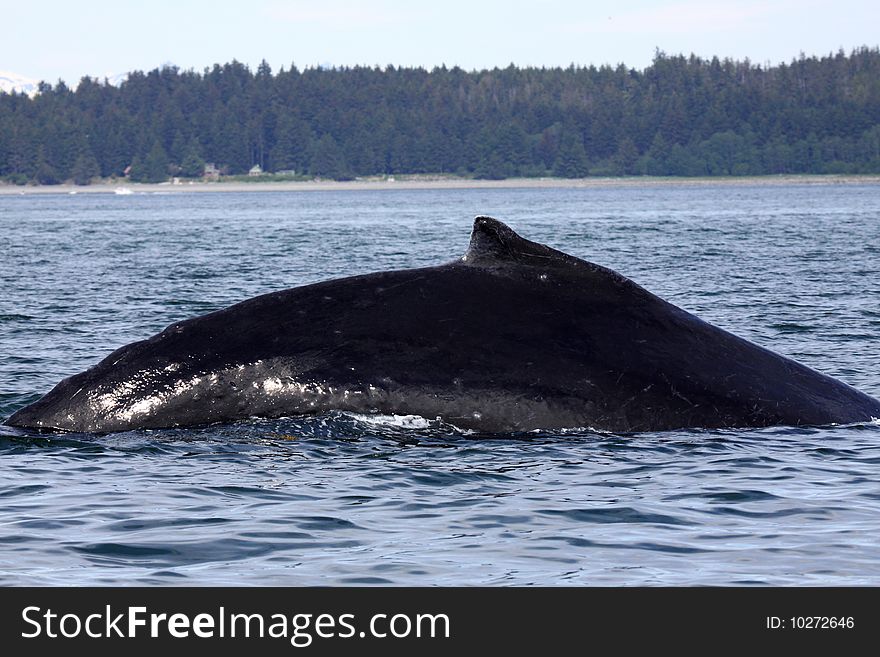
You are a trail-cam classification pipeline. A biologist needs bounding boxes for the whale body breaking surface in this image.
[6,216,880,434]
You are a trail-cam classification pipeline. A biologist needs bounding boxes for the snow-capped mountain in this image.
[0,70,129,96]
[105,72,129,86]
[0,70,39,96]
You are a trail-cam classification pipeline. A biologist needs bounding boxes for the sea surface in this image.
[1,182,879,586]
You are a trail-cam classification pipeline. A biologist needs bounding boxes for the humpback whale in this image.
[6,216,880,433]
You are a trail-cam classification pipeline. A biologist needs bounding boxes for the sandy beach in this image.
[1,174,879,195]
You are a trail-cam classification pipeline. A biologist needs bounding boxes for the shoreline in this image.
[2,174,879,195]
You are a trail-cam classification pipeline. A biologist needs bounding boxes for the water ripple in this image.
[2,186,880,585]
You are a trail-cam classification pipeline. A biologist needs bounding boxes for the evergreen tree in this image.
[179,137,206,177]
[33,146,61,184]
[180,148,206,178]
[72,153,100,185]
[269,115,313,173]
[35,160,61,184]
[130,141,169,182]
[613,137,640,175]
[553,130,589,178]
[3,48,880,182]
[535,126,560,171]
[310,134,349,179]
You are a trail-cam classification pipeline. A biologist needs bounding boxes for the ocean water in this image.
[1,182,879,586]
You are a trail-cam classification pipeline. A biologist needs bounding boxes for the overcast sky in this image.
[3,0,879,84]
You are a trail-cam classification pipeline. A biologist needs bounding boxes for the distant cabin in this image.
[248,164,263,176]
[204,163,220,180]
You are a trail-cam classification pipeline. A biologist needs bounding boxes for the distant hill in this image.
[2,48,880,184]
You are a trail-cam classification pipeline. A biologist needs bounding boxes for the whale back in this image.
[6,216,880,433]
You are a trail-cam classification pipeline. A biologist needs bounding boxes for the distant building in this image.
[248,164,263,176]
[204,163,220,180]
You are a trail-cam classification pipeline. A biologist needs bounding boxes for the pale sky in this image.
[2,0,879,84]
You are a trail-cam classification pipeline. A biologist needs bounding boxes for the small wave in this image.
[343,412,439,429]
[541,425,617,437]
[539,506,691,526]
[341,411,471,435]
[824,417,880,430]
[769,322,815,333]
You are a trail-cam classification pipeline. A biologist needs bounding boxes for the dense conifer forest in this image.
[2,47,879,184]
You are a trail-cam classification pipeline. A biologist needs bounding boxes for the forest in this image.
[1,47,879,184]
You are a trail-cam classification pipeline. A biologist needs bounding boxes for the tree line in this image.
[1,47,880,184]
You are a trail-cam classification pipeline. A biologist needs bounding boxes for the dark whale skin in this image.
[7,216,880,433]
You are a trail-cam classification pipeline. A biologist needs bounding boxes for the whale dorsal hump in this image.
[462,216,581,269]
